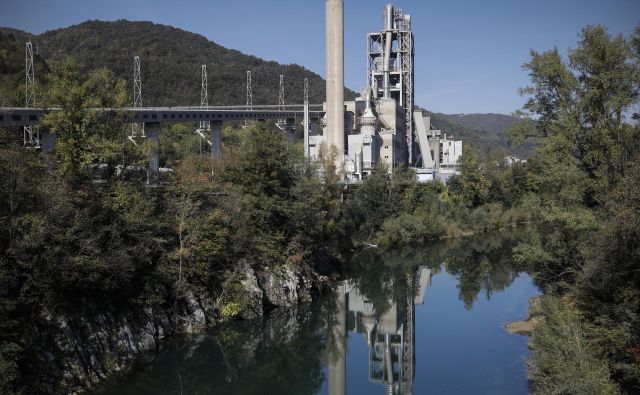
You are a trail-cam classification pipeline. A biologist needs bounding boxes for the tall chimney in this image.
[326,0,345,165]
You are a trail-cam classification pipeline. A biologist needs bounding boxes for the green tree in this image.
[449,145,490,207]
[508,25,640,205]
[42,58,129,182]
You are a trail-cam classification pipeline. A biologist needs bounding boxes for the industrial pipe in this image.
[383,4,394,98]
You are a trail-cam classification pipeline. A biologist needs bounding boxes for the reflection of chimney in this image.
[326,0,345,163]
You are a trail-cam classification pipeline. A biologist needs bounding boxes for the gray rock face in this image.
[260,266,300,307]
[258,265,330,308]
[50,309,175,392]
[239,267,264,319]
[48,264,329,393]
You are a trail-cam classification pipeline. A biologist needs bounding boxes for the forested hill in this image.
[428,112,531,157]
[0,20,526,155]
[0,20,357,107]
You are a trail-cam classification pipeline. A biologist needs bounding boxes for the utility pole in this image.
[195,64,213,149]
[200,64,209,130]
[277,74,285,129]
[279,74,285,112]
[246,70,253,110]
[303,78,310,157]
[24,42,40,147]
[130,56,144,143]
[245,70,252,127]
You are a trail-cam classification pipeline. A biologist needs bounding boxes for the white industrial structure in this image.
[313,1,463,182]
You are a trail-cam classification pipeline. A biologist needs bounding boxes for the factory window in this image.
[29,115,37,121]
[385,146,388,149]
[178,114,183,119]
[12,115,21,121]
[385,155,388,159]
[186,114,190,118]
[143,114,148,119]
[152,114,157,119]
[0,115,3,121]
[162,114,167,119]
[171,114,175,119]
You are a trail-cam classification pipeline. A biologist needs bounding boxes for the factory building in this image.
[314,1,463,182]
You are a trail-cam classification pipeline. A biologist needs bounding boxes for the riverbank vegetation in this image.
[0,60,351,393]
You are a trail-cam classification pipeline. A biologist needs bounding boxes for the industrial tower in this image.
[367,4,414,164]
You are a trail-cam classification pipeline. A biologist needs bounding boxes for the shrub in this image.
[528,296,619,395]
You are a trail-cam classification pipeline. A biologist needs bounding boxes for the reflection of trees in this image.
[443,231,530,309]
[345,230,531,313]
[94,302,335,395]
[344,247,441,316]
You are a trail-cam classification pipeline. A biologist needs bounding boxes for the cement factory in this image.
[1,1,463,183]
[312,0,463,182]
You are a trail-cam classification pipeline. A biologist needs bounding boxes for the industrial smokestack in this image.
[326,0,345,165]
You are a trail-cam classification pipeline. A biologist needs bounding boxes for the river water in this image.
[93,231,539,395]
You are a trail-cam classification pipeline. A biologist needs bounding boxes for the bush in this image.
[528,296,619,395]
[377,210,441,246]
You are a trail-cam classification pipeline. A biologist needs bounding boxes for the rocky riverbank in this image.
[41,264,330,394]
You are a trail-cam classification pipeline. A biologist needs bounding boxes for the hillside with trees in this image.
[0,20,356,107]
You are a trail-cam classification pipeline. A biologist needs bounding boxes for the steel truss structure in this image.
[130,56,144,143]
[23,42,40,147]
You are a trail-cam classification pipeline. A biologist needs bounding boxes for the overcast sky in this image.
[1,0,638,114]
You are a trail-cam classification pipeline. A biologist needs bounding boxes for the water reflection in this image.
[93,230,535,395]
[327,267,432,395]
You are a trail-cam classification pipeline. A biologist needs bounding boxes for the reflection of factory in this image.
[312,1,462,182]
[328,267,433,395]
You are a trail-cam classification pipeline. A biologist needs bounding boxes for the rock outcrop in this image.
[45,264,329,393]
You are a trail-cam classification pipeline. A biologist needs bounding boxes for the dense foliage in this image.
[506,25,640,394]
[0,58,352,392]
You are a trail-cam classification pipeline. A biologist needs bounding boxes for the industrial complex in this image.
[0,2,462,183]
[314,1,462,181]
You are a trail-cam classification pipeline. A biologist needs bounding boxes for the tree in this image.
[508,25,640,205]
[42,58,128,182]
[450,145,490,207]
